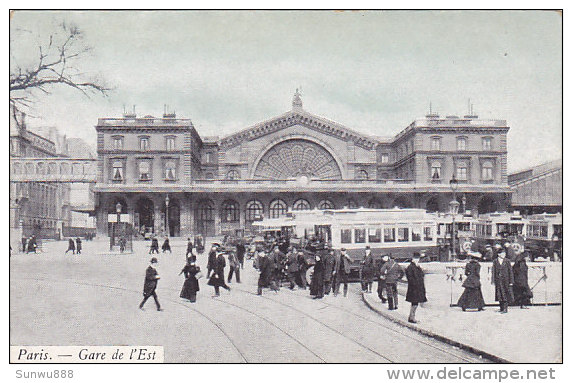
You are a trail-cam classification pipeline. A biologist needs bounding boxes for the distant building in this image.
[509,159,562,214]
[93,92,511,238]
[9,107,71,241]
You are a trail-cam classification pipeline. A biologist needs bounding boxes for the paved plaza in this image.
[10,239,492,364]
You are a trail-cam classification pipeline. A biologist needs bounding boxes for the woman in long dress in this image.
[180,256,201,303]
[310,254,325,299]
[457,254,486,311]
[512,253,533,308]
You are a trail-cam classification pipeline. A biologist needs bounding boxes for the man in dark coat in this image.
[512,253,533,308]
[377,255,388,303]
[405,254,427,323]
[361,246,375,293]
[161,237,171,253]
[257,251,278,295]
[457,253,486,311]
[491,249,514,313]
[185,238,194,260]
[227,250,241,283]
[65,238,75,254]
[323,249,336,295]
[207,250,231,296]
[285,248,300,290]
[139,257,162,311]
[149,237,159,254]
[379,254,405,310]
[297,250,308,289]
[333,248,352,297]
[206,244,219,278]
[236,242,246,269]
[75,237,82,254]
[310,254,325,299]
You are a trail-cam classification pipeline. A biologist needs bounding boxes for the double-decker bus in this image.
[525,213,562,261]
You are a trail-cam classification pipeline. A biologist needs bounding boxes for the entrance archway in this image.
[136,197,154,237]
[162,198,180,237]
[195,199,215,237]
[478,196,499,214]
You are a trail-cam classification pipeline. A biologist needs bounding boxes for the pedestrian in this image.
[65,238,76,254]
[491,249,514,314]
[119,236,126,253]
[377,255,388,303]
[185,238,194,260]
[504,241,516,261]
[483,244,494,261]
[270,247,285,290]
[360,246,375,293]
[297,250,308,289]
[27,236,37,253]
[207,250,231,297]
[512,252,533,309]
[206,243,219,278]
[236,241,246,269]
[21,237,27,254]
[310,253,325,299]
[179,256,201,303]
[333,247,352,297]
[139,257,163,311]
[405,254,427,324]
[285,247,299,290]
[323,248,335,295]
[227,250,241,283]
[257,251,278,295]
[379,254,405,310]
[75,237,82,254]
[149,237,159,254]
[457,253,486,311]
[162,237,171,253]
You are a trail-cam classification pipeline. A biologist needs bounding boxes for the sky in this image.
[9,10,562,172]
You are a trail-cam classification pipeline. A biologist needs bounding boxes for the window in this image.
[226,170,240,180]
[138,161,150,181]
[384,227,395,242]
[341,229,352,244]
[456,162,468,180]
[113,136,124,150]
[205,172,215,180]
[381,153,389,164]
[269,199,287,218]
[481,161,493,181]
[431,137,441,151]
[398,227,409,242]
[457,137,467,151]
[356,169,369,180]
[347,199,358,209]
[318,200,335,210]
[368,228,382,243]
[165,161,176,180]
[354,228,366,243]
[139,137,150,151]
[221,200,239,223]
[431,161,441,180]
[412,226,422,242]
[482,137,492,151]
[245,200,263,222]
[293,199,311,211]
[165,136,176,151]
[205,151,214,163]
[423,226,433,241]
[112,161,123,181]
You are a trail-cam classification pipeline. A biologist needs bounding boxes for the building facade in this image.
[94,92,511,238]
[509,159,562,215]
[9,108,72,242]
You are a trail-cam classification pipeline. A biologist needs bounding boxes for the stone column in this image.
[180,194,191,237]
[214,196,221,236]
[154,195,163,235]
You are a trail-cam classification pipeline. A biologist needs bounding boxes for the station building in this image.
[94,92,511,237]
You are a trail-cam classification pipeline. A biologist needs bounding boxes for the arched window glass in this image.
[245,200,263,222]
[347,199,359,209]
[205,172,215,180]
[226,170,240,180]
[318,200,335,210]
[221,200,239,223]
[269,199,287,218]
[197,200,214,221]
[292,199,311,211]
[356,169,369,180]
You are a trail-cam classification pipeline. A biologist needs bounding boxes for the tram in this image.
[472,212,526,256]
[525,213,562,261]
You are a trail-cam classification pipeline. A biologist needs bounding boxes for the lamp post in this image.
[116,202,122,224]
[165,195,170,238]
[462,194,467,214]
[449,177,459,261]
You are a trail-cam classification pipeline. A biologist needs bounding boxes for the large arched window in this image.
[347,199,359,209]
[226,170,240,180]
[221,200,239,223]
[245,200,264,223]
[356,169,369,180]
[292,199,311,211]
[196,200,214,221]
[269,199,287,218]
[318,200,335,210]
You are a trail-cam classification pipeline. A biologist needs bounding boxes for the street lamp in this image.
[462,194,467,213]
[165,195,170,238]
[116,202,122,223]
[449,177,460,261]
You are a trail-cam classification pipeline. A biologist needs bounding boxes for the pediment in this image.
[218,110,379,150]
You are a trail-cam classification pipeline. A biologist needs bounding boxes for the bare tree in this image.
[10,21,110,121]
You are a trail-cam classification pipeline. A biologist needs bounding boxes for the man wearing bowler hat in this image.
[139,257,163,311]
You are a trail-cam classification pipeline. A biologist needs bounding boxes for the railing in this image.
[10,158,98,183]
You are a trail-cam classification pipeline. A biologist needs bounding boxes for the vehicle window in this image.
[412,226,422,241]
[423,226,433,241]
[398,227,409,242]
[354,228,366,243]
[341,229,352,244]
[368,228,381,243]
[384,227,395,242]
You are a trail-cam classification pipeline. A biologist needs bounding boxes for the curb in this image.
[361,292,511,363]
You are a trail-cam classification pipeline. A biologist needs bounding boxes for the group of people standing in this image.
[65,237,82,254]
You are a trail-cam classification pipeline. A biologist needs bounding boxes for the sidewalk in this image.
[362,271,562,363]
